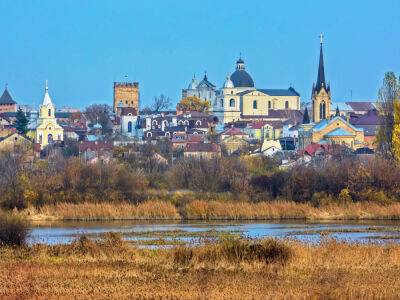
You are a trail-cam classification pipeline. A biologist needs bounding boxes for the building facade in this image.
[113,82,139,116]
[213,58,301,124]
[182,74,217,107]
[0,87,17,113]
[35,81,64,149]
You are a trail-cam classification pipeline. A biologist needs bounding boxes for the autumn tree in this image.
[392,100,400,161]
[176,96,210,112]
[376,72,399,159]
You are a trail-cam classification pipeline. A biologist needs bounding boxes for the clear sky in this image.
[0,0,399,109]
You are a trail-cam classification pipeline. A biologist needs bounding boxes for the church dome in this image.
[223,75,234,88]
[230,58,255,88]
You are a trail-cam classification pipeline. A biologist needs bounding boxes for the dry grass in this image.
[1,236,400,298]
[185,200,400,220]
[13,200,400,221]
[23,200,181,221]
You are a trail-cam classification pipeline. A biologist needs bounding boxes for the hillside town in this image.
[0,37,382,165]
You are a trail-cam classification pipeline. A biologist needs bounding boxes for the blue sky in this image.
[0,0,399,109]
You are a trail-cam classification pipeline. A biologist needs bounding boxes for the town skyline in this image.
[1,0,399,108]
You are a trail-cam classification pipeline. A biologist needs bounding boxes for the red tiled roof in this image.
[78,141,114,152]
[185,142,219,153]
[221,127,247,136]
[120,107,138,116]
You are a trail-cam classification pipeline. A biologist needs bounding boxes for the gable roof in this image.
[313,116,363,133]
[221,126,247,136]
[0,88,17,105]
[197,74,216,88]
[325,128,355,137]
[345,102,375,112]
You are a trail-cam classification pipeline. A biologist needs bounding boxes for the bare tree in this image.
[152,94,172,113]
[85,104,113,134]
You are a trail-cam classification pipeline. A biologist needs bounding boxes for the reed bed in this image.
[184,200,400,220]
[16,200,400,221]
[1,236,400,298]
[30,200,180,220]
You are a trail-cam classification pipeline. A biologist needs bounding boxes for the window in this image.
[48,109,51,117]
[253,100,257,109]
[229,99,235,107]
[220,99,224,107]
[268,101,272,109]
[39,134,42,144]
[125,101,128,105]
[285,101,289,109]
[48,134,53,143]
[131,101,133,104]
[128,121,132,133]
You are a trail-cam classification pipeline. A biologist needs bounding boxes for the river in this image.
[28,219,400,246]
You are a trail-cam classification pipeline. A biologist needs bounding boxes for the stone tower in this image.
[312,34,331,123]
[113,82,139,116]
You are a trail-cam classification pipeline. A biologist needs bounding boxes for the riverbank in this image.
[13,200,400,221]
[1,236,399,298]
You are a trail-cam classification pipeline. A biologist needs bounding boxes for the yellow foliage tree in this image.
[176,96,210,112]
[392,100,400,161]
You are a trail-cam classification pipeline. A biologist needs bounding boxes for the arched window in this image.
[184,120,189,125]
[196,120,201,126]
[152,120,158,126]
[319,102,326,119]
[165,132,170,137]
[229,99,235,107]
[253,100,257,109]
[127,121,133,133]
[178,120,184,125]
[268,101,272,109]
[48,134,53,143]
[39,134,42,144]
[220,99,224,107]
[285,101,289,109]
[146,132,152,137]
[48,109,51,117]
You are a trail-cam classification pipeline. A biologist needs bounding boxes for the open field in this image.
[1,235,400,299]
[15,200,400,221]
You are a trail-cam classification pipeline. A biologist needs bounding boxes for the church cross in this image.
[319,33,324,45]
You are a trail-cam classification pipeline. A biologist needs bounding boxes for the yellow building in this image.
[113,82,139,116]
[213,58,301,124]
[0,132,32,151]
[35,81,64,149]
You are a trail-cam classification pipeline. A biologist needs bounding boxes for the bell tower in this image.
[312,34,331,123]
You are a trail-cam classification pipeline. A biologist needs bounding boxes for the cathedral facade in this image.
[211,58,301,124]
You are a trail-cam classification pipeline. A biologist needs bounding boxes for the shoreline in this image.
[11,200,400,222]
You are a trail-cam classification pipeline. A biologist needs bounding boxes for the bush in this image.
[0,213,29,246]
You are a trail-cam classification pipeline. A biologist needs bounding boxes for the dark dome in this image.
[236,58,244,64]
[230,70,254,88]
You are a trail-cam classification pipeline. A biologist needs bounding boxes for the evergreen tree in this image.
[15,108,29,134]
[335,105,340,117]
[302,107,310,124]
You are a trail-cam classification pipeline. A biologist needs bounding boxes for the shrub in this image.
[0,213,29,246]
[337,188,352,205]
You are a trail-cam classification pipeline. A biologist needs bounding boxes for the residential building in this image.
[183,142,220,159]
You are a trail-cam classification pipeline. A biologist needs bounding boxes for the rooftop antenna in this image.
[45,80,49,91]
[319,33,324,45]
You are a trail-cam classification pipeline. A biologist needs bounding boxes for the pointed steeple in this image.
[42,80,54,107]
[315,33,326,92]
[0,85,16,104]
[302,106,310,124]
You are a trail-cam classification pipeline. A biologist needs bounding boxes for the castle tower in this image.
[312,34,331,123]
[113,82,139,116]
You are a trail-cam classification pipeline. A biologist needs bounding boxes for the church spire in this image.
[316,33,326,91]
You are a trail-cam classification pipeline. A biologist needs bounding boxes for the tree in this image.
[376,72,399,159]
[85,104,113,134]
[392,99,400,161]
[176,96,210,112]
[152,94,172,112]
[15,108,29,134]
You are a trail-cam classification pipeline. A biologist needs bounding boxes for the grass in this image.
[11,199,400,221]
[0,212,29,246]
[1,235,400,298]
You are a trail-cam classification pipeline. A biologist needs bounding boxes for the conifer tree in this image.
[15,108,29,134]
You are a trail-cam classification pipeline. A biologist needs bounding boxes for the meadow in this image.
[1,234,400,299]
